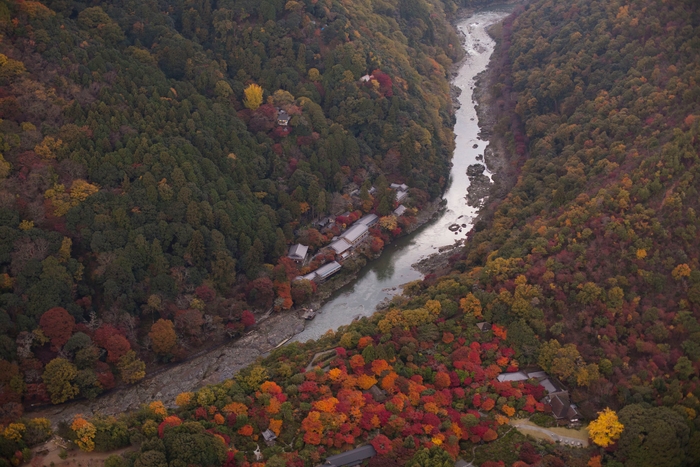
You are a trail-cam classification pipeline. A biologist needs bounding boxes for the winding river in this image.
[294,8,512,342]
[33,7,512,425]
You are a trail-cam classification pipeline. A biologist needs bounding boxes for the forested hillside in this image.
[469,0,700,404]
[3,0,700,465]
[455,0,700,462]
[0,0,479,416]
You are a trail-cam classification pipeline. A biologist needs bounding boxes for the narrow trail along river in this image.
[295,8,512,342]
[33,8,511,426]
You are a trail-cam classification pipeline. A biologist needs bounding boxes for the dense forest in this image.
[2,0,700,465]
[469,0,700,417]
[0,0,479,416]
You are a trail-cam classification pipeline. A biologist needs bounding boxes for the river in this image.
[294,8,512,342]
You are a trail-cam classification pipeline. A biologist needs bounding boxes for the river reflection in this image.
[294,8,513,342]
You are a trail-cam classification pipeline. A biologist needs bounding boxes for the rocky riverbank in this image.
[30,310,303,426]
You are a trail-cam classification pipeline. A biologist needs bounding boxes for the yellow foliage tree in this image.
[460,293,482,317]
[175,392,193,408]
[70,179,99,201]
[117,350,146,384]
[402,307,431,327]
[425,299,441,316]
[672,263,691,280]
[45,180,99,216]
[0,53,26,83]
[237,365,268,391]
[2,423,25,441]
[308,68,321,81]
[58,237,72,262]
[378,308,404,333]
[576,363,600,387]
[272,89,295,107]
[379,215,397,231]
[71,416,96,452]
[18,220,34,231]
[0,154,11,179]
[34,136,63,160]
[148,400,167,420]
[588,408,624,447]
[243,83,264,110]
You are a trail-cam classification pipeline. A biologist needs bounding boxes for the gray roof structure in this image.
[550,394,570,418]
[539,378,560,395]
[341,224,369,244]
[357,213,379,226]
[317,217,333,227]
[497,371,529,382]
[527,370,547,379]
[319,444,377,467]
[393,205,407,216]
[277,110,290,125]
[315,261,342,280]
[329,238,352,255]
[395,190,408,203]
[300,272,317,281]
[367,385,387,402]
[288,243,309,261]
[390,183,408,191]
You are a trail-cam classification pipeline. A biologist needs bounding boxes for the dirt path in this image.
[510,419,589,447]
[30,437,133,467]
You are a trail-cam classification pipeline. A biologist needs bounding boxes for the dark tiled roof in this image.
[322,445,377,466]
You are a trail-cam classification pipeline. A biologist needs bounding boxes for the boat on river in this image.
[300,308,316,320]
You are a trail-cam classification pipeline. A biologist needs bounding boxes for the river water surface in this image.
[295,8,512,342]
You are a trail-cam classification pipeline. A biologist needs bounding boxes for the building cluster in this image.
[497,369,581,424]
[289,184,411,284]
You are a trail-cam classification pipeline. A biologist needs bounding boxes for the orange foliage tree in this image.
[433,372,451,389]
[371,359,390,375]
[301,411,323,445]
[149,319,177,355]
[357,374,378,390]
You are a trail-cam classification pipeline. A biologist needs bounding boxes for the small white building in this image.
[390,184,409,204]
[393,205,407,216]
[277,110,290,126]
[262,429,277,446]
